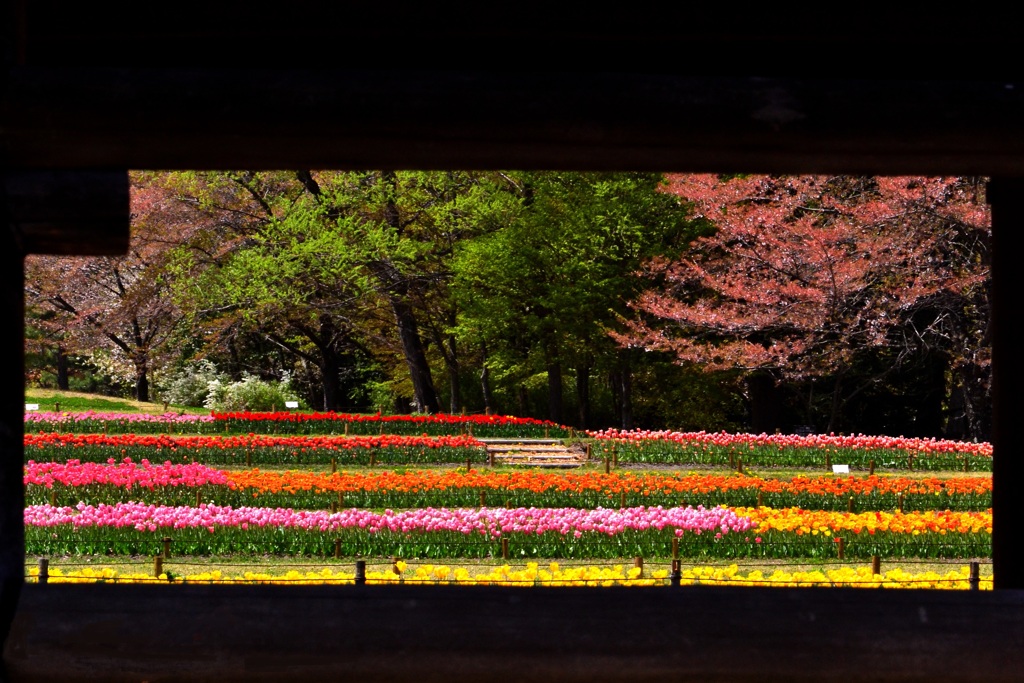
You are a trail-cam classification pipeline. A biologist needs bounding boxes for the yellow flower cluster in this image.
[26,563,991,589]
[738,507,992,535]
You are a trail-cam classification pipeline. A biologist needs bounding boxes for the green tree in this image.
[452,172,694,427]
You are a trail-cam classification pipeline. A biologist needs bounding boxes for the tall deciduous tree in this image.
[619,174,990,436]
[453,172,693,427]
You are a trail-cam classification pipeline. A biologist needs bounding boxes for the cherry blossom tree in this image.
[618,174,990,436]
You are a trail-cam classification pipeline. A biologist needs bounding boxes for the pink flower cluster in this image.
[587,428,993,458]
[25,411,215,424]
[24,503,756,538]
[24,459,231,490]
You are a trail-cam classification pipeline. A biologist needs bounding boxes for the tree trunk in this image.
[480,345,495,415]
[517,385,529,416]
[448,362,461,414]
[619,359,633,431]
[391,298,440,414]
[747,372,780,434]
[446,334,461,414]
[55,345,69,391]
[610,368,622,427]
[134,354,150,403]
[827,370,845,434]
[547,361,563,424]
[575,359,591,430]
[321,349,342,411]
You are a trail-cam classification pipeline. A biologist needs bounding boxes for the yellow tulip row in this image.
[26,562,992,589]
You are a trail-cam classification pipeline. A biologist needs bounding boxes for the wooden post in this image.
[604,457,610,475]
[869,460,875,476]
[338,491,344,508]
[585,443,591,460]
[633,556,644,577]
[988,178,1024,588]
[756,491,763,508]
[162,537,172,559]
[195,489,201,507]
[908,454,914,471]
[37,558,48,585]
[344,423,349,436]
[620,492,626,508]
[898,494,905,513]
[671,559,682,587]
[49,490,56,507]
[825,452,831,470]
[672,537,679,560]
[153,555,163,578]
[487,451,494,468]
[334,539,341,559]
[466,457,472,471]
[872,555,881,576]
[612,446,618,469]
[836,537,845,560]
[848,497,854,513]
[736,458,742,474]
[545,426,549,438]
[501,537,509,560]
[369,453,375,467]
[331,458,337,474]
[331,502,337,514]
[355,560,366,586]
[970,561,981,591]
[53,402,59,413]
[479,492,486,507]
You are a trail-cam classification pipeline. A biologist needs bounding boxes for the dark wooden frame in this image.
[4,10,1024,681]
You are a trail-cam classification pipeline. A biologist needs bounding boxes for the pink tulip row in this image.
[24,459,230,490]
[24,502,757,538]
[25,411,215,424]
[587,428,993,458]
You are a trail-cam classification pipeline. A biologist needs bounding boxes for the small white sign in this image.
[25,403,39,411]
[832,464,850,474]
[284,401,299,409]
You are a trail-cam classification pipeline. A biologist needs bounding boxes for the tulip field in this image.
[22,410,994,588]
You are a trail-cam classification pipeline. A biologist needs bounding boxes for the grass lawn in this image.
[24,388,208,415]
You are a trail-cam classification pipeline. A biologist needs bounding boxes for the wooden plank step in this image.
[486,446,570,453]
[477,439,564,445]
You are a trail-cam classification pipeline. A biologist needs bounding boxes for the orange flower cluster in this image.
[224,469,990,498]
[228,471,987,497]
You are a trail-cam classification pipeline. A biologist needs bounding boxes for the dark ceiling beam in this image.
[4,68,1024,175]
